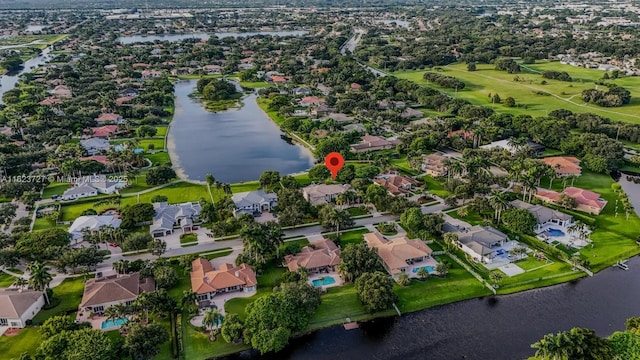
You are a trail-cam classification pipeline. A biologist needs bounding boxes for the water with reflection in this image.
[0,47,51,103]
[167,80,315,183]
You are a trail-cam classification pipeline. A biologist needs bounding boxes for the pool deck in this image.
[536,224,591,249]
[406,258,439,278]
[308,272,343,289]
[76,313,128,331]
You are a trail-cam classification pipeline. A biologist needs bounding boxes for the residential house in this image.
[510,200,573,232]
[231,190,278,216]
[39,97,62,106]
[301,183,351,206]
[269,75,289,84]
[68,215,122,243]
[453,225,509,264]
[422,153,448,177]
[88,125,119,138]
[350,83,362,91]
[541,156,582,177]
[95,113,126,125]
[79,155,113,166]
[480,139,546,156]
[202,64,221,74]
[299,96,325,107]
[141,70,162,79]
[447,129,474,141]
[373,172,421,197]
[61,184,98,201]
[52,85,72,99]
[0,289,45,328]
[364,232,433,278]
[400,108,424,119]
[78,272,154,315]
[80,138,109,155]
[150,202,202,237]
[290,87,311,96]
[118,88,139,97]
[285,239,341,274]
[75,175,127,195]
[190,259,257,308]
[350,135,401,153]
[535,187,607,215]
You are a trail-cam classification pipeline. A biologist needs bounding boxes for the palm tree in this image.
[326,207,352,239]
[27,261,53,304]
[416,267,429,280]
[436,262,450,278]
[489,190,510,223]
[443,232,458,252]
[203,308,223,339]
[205,173,215,203]
[112,260,130,275]
[532,332,573,360]
[489,271,503,288]
[181,290,197,312]
[13,277,28,290]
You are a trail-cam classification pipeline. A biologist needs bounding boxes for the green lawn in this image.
[180,233,198,247]
[144,151,171,166]
[0,327,41,360]
[515,254,551,271]
[446,209,489,225]
[330,228,368,246]
[155,126,168,137]
[60,200,119,221]
[118,175,158,194]
[496,260,582,295]
[419,175,450,198]
[182,311,249,360]
[167,264,192,303]
[202,249,233,260]
[33,217,60,230]
[238,80,270,88]
[0,272,16,288]
[347,206,369,216]
[390,154,418,176]
[42,182,70,199]
[395,61,640,124]
[32,277,85,325]
[396,255,492,313]
[139,138,165,150]
[121,181,210,206]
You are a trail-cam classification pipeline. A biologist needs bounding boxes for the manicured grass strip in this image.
[31,277,85,325]
[120,181,210,206]
[42,182,69,199]
[0,327,41,359]
[0,272,17,288]
[419,175,450,198]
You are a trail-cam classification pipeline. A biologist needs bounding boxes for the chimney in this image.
[235,271,240,277]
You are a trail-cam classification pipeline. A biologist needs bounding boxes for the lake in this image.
[117,30,308,44]
[167,80,315,183]
[0,47,51,103]
[223,256,640,360]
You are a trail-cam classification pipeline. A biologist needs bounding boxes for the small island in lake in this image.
[195,77,242,111]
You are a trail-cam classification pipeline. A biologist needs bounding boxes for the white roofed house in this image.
[68,215,122,244]
[0,289,45,329]
[231,190,278,217]
[150,202,202,237]
[80,137,110,155]
[61,184,98,201]
[452,225,509,264]
[61,175,128,201]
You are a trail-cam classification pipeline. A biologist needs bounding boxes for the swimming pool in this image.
[411,266,435,274]
[312,276,336,287]
[547,228,565,237]
[101,318,128,329]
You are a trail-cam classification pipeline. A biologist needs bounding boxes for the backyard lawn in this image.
[329,228,368,246]
[419,175,450,198]
[0,272,16,288]
[0,327,41,359]
[31,276,85,325]
[155,126,168,137]
[182,311,250,360]
[60,199,120,221]
[120,181,210,206]
[144,151,171,166]
[139,138,165,151]
[42,182,69,199]
[395,255,493,313]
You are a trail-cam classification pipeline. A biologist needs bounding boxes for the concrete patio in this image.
[536,224,591,249]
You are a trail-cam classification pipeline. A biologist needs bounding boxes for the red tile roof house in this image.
[95,113,126,125]
[87,125,119,138]
[299,96,326,107]
[269,75,289,84]
[190,259,257,309]
[52,85,72,99]
[285,239,341,275]
[39,97,62,106]
[535,187,607,215]
[541,156,582,177]
[364,232,434,279]
[373,172,422,197]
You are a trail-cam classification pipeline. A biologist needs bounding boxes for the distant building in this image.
[95,113,126,125]
[68,215,122,243]
[541,156,582,177]
[480,139,545,156]
[350,135,401,153]
[373,171,421,197]
[535,187,607,215]
[422,153,448,177]
[80,137,110,155]
[453,225,509,264]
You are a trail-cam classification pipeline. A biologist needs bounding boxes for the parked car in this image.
[109,242,119,247]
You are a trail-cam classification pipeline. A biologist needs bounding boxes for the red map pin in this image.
[324,152,345,180]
